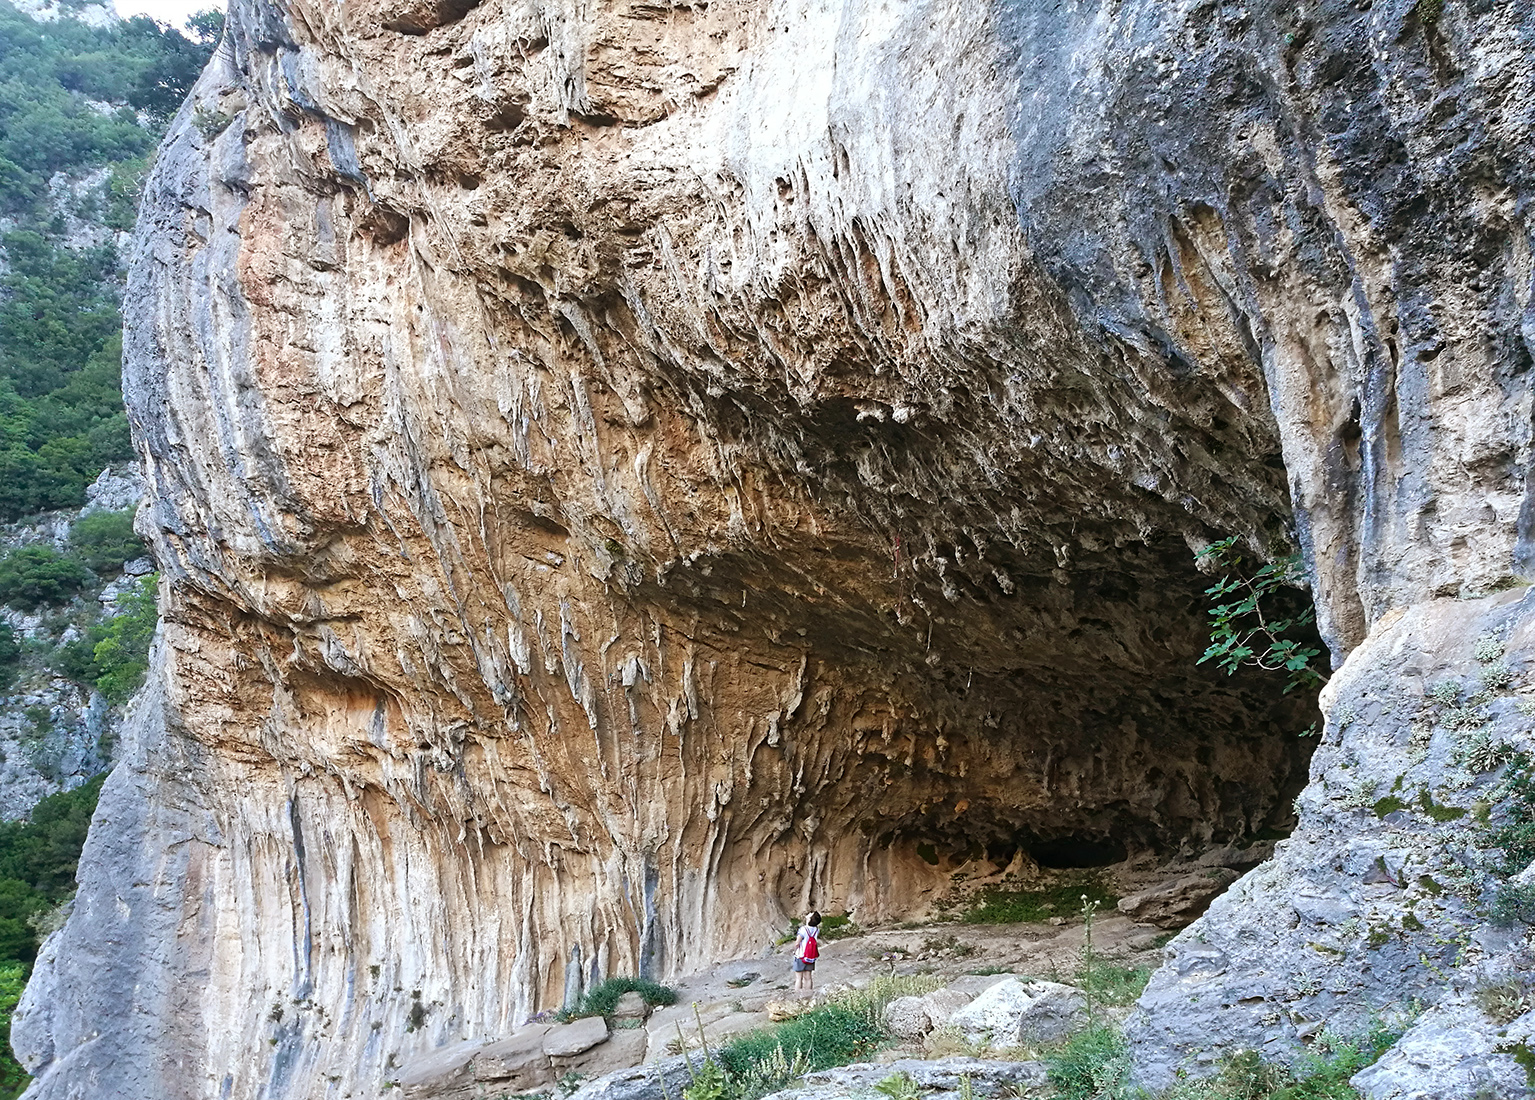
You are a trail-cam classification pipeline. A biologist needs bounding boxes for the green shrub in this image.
[716,1004,883,1081]
[0,963,29,1099]
[959,879,1117,925]
[56,573,155,704]
[682,975,937,1100]
[0,622,20,692]
[559,976,677,1021]
[1195,536,1326,695]
[69,508,142,574]
[819,913,859,939]
[0,773,102,969]
[1160,1021,1403,1100]
[681,1057,731,1100]
[873,1072,919,1100]
[1077,960,1152,1008]
[1487,752,1535,873]
[1270,1022,1400,1099]
[834,972,944,1028]
[0,545,88,609]
[0,5,220,520]
[1489,883,1535,927]
[1045,1024,1131,1100]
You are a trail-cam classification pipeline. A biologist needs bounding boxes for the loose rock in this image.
[949,978,1086,1046]
[1116,868,1241,929]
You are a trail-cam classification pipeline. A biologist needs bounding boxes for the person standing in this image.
[792,911,821,998]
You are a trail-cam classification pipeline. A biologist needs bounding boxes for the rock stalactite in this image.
[13,0,1535,1096]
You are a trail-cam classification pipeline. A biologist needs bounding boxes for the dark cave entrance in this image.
[1026,834,1129,869]
[836,532,1326,894]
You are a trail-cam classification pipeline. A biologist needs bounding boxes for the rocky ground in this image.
[394,851,1235,1100]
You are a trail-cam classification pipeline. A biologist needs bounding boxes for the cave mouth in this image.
[1026,834,1128,869]
[833,533,1325,904]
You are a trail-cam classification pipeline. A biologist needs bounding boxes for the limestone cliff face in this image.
[13,0,1535,1096]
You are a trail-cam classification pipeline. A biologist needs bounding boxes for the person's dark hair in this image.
[807,911,822,927]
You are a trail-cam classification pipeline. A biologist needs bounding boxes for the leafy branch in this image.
[1196,536,1326,695]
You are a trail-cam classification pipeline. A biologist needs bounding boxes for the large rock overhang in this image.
[17,0,1534,1097]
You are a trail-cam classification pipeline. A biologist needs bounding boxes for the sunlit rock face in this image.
[14,0,1535,1096]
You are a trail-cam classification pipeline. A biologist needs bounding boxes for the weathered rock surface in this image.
[761,1058,1047,1100]
[1351,997,1535,1100]
[399,1015,637,1098]
[949,978,1086,1047]
[16,0,1535,1096]
[545,1016,611,1058]
[881,990,973,1042]
[563,1052,703,1100]
[1127,593,1535,1094]
[1116,867,1241,929]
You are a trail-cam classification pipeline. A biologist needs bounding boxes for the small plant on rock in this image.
[1484,751,1535,873]
[1488,883,1535,927]
[1476,981,1534,1025]
[874,1072,921,1100]
[1195,536,1326,695]
[559,976,678,1022]
[1476,630,1507,665]
[1457,729,1514,774]
[1044,1025,1131,1100]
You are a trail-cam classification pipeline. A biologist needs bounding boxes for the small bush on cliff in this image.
[0,546,89,610]
[56,572,156,704]
[559,976,677,1022]
[0,773,104,965]
[0,963,28,1099]
[1195,537,1325,696]
[1157,1020,1401,1099]
[68,508,143,574]
[1484,750,1535,873]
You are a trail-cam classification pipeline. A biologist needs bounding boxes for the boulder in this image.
[612,991,650,1020]
[569,1025,649,1078]
[921,988,972,1028]
[766,999,811,1022]
[399,1041,483,1100]
[565,1053,710,1100]
[401,1025,563,1099]
[1116,868,1241,929]
[949,978,1086,1047]
[544,1016,611,1058]
[881,996,933,1041]
[758,1057,1046,1100]
[882,988,975,1041]
[1197,843,1274,871]
[473,1025,555,1085]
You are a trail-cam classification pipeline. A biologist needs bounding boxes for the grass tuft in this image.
[957,879,1118,924]
[558,977,677,1022]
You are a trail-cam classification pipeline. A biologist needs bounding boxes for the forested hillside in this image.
[0,0,218,518]
[0,3,218,1094]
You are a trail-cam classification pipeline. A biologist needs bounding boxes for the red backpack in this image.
[802,929,819,960]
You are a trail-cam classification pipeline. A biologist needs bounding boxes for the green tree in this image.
[0,546,89,610]
[57,573,155,702]
[0,962,28,1099]
[1196,536,1326,695]
[86,573,155,702]
[0,2,219,519]
[69,508,142,574]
